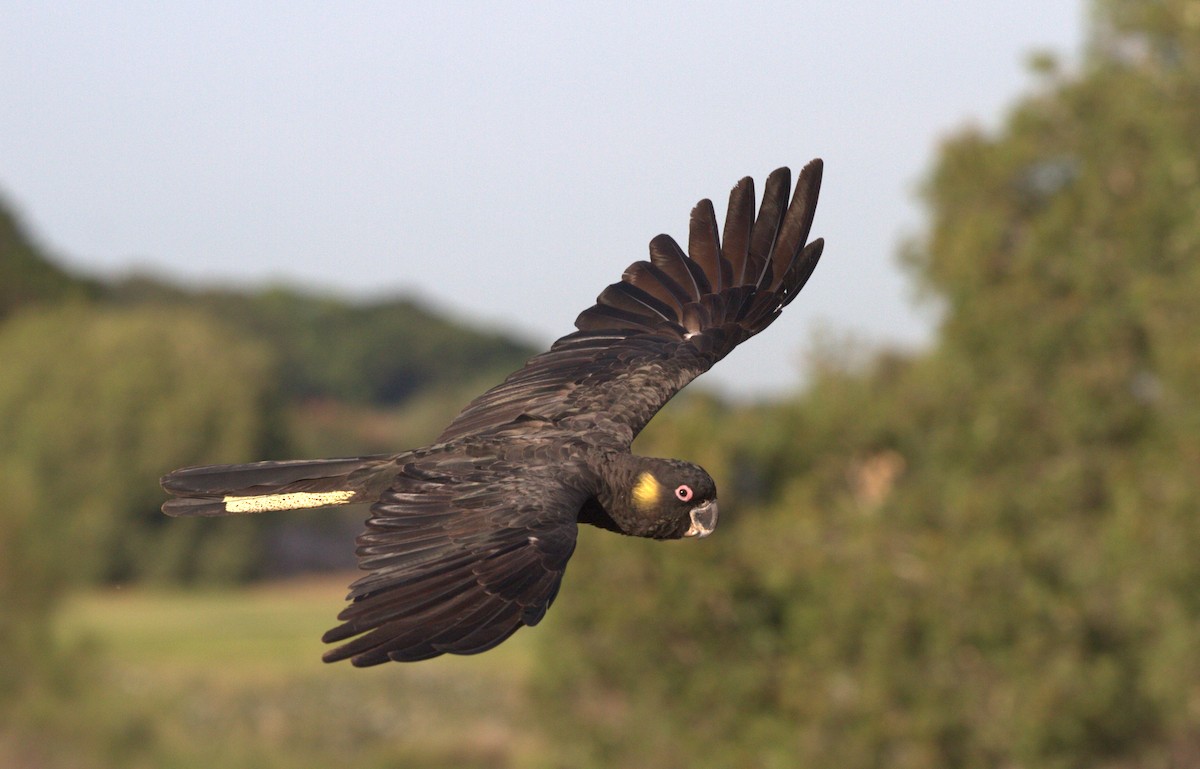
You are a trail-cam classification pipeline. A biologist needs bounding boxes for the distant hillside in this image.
[0,193,538,407]
[106,277,537,406]
[0,195,98,318]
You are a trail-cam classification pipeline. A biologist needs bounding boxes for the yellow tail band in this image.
[222,490,356,514]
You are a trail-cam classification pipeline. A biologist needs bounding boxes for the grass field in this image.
[16,574,548,769]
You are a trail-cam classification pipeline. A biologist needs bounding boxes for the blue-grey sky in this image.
[1,3,1082,396]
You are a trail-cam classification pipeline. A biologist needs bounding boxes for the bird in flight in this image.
[161,160,825,666]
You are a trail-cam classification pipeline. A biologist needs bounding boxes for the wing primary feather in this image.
[725,285,756,324]
[749,167,791,277]
[434,607,523,654]
[772,158,824,288]
[429,596,516,651]
[648,234,704,301]
[755,258,776,293]
[622,260,690,313]
[781,238,825,307]
[722,177,755,286]
[597,282,680,324]
[688,198,726,292]
[680,247,713,297]
[576,303,671,334]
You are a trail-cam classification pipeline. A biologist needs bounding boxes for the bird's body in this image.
[162,160,825,666]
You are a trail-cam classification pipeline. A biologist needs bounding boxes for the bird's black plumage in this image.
[161,160,825,666]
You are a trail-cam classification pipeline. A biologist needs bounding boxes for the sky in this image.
[0,2,1083,397]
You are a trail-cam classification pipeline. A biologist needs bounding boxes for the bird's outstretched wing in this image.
[438,160,825,446]
[321,450,583,665]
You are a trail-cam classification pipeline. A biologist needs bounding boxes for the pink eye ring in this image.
[675,484,693,502]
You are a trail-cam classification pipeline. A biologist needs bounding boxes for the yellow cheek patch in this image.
[632,471,662,510]
[223,490,355,514]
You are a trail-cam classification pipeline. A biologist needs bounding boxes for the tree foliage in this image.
[532,3,1200,766]
[0,304,286,585]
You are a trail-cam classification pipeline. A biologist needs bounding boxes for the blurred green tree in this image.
[533,2,1200,766]
[0,304,286,586]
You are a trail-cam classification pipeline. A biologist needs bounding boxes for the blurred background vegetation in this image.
[3,1,1200,765]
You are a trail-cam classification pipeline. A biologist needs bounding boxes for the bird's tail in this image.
[161,454,396,517]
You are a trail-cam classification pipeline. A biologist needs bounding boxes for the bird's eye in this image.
[675,484,693,501]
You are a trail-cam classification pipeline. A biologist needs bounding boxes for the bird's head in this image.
[623,458,718,540]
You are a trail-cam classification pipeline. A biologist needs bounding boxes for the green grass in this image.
[59,578,337,678]
[18,575,547,769]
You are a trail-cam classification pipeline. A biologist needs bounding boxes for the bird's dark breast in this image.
[577,497,623,533]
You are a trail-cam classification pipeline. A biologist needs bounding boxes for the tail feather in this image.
[161,454,395,517]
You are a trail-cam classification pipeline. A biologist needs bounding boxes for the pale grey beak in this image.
[684,500,718,538]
